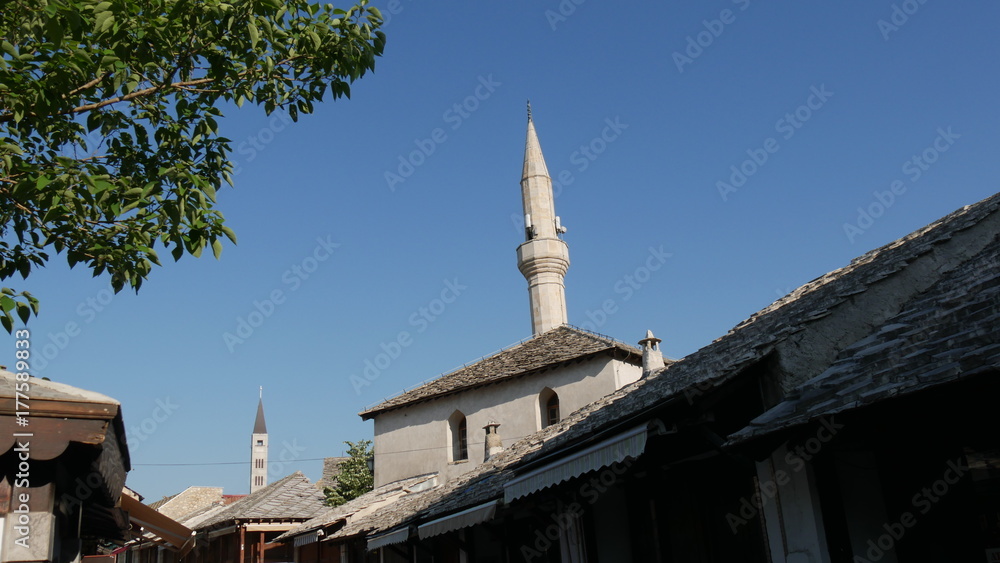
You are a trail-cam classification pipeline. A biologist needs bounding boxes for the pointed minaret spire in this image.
[250,393,268,493]
[517,106,570,334]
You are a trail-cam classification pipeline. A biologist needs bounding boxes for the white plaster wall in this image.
[372,356,637,486]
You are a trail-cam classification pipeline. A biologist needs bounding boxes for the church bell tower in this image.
[250,388,268,493]
[517,103,570,334]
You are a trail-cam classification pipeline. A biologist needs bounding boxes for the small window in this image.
[449,411,469,461]
[256,440,264,446]
[457,418,468,461]
[539,388,560,428]
[546,394,560,427]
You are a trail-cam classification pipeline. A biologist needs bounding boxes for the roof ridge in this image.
[359,325,639,416]
[726,192,1000,336]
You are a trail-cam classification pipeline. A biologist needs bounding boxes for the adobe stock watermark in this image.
[379,0,414,26]
[125,397,180,453]
[852,457,968,562]
[350,278,467,394]
[268,439,308,481]
[543,0,587,31]
[232,112,295,175]
[32,287,119,374]
[672,0,751,73]
[877,0,928,41]
[384,75,501,192]
[727,417,844,533]
[842,127,959,244]
[716,84,834,202]
[577,245,672,333]
[222,236,341,352]
[510,117,629,234]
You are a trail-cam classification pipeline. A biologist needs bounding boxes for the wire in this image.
[131,433,537,466]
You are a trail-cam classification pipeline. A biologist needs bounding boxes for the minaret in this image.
[517,103,570,334]
[250,388,268,493]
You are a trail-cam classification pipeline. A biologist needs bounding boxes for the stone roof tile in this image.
[197,472,326,529]
[359,326,642,419]
[347,192,1000,539]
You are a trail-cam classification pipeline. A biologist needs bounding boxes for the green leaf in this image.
[221,226,238,244]
[211,239,223,259]
[15,302,31,324]
[248,22,260,47]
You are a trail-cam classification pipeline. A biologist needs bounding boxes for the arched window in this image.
[539,388,560,428]
[449,411,469,461]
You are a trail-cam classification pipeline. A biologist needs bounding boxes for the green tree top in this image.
[324,439,373,507]
[0,0,385,332]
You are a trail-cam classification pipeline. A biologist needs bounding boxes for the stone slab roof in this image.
[274,473,439,542]
[197,471,327,529]
[147,494,177,511]
[729,224,1000,442]
[151,487,223,521]
[359,325,642,419]
[344,192,1000,539]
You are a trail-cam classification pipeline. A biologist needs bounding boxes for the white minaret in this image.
[250,388,268,493]
[517,103,570,334]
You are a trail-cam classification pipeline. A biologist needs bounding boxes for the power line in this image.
[132,434,534,466]
[133,457,329,467]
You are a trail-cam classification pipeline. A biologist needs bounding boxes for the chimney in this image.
[483,421,503,461]
[638,330,665,375]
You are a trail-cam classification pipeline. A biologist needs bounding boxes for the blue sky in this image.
[3,0,999,501]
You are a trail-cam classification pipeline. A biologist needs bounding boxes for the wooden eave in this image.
[0,397,119,420]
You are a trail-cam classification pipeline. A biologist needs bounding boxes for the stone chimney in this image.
[483,421,503,461]
[638,330,665,375]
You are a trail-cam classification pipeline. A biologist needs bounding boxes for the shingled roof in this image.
[359,325,642,419]
[196,471,327,529]
[345,191,1000,540]
[275,473,439,543]
[729,218,1000,443]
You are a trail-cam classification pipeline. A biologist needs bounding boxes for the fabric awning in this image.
[121,494,194,556]
[417,500,498,540]
[366,527,409,551]
[293,530,323,547]
[504,424,648,503]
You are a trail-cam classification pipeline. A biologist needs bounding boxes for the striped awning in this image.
[504,424,648,503]
[366,527,409,551]
[417,500,498,540]
[293,530,323,547]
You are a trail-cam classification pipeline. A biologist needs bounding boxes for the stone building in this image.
[278,191,1000,563]
[360,110,651,487]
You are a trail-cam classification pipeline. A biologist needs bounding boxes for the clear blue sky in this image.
[3,0,998,502]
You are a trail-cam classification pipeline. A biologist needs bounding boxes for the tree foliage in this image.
[324,439,373,507]
[0,0,385,332]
